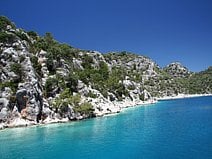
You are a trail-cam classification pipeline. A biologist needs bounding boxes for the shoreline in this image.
[157,93,212,101]
[1,94,211,131]
[0,99,157,130]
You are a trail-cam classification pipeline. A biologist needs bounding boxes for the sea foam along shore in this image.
[157,93,212,101]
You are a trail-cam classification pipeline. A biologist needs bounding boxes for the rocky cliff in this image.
[0,16,211,129]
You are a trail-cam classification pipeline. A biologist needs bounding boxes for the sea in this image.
[0,96,212,159]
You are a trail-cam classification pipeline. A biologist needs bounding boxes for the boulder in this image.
[0,98,9,111]
[0,107,8,122]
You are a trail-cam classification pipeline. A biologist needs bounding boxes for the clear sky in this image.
[1,0,212,72]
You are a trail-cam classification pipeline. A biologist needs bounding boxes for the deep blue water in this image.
[0,96,212,159]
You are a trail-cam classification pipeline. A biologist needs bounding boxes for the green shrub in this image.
[27,31,38,38]
[90,72,103,83]
[46,54,56,74]
[34,38,48,51]
[48,45,62,59]
[77,70,89,84]
[81,54,93,69]
[30,56,42,77]
[0,32,16,43]
[66,73,78,92]
[115,84,129,100]
[60,88,71,99]
[53,93,81,109]
[70,94,81,106]
[59,43,75,59]
[127,85,136,90]
[15,31,28,41]
[0,16,15,30]
[51,88,73,113]
[99,61,109,80]
[134,73,142,82]
[10,63,24,82]
[52,88,72,111]
[73,102,93,116]
[101,89,108,98]
[45,77,58,97]
[44,32,54,46]
[87,91,97,98]
[0,81,18,93]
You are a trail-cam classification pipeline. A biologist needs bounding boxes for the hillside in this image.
[0,16,211,129]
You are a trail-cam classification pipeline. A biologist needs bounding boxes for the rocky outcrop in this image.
[164,62,190,78]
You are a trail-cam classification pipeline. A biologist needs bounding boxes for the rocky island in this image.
[0,16,211,129]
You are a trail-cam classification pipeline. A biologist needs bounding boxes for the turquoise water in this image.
[0,96,212,159]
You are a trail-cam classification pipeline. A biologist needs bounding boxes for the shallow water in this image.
[0,96,212,159]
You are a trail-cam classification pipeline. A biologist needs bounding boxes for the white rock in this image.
[0,123,5,129]
[8,118,35,127]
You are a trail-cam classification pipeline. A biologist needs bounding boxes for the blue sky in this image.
[1,0,212,72]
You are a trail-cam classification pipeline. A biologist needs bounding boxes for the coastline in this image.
[0,94,211,130]
[157,93,212,101]
[0,99,157,130]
